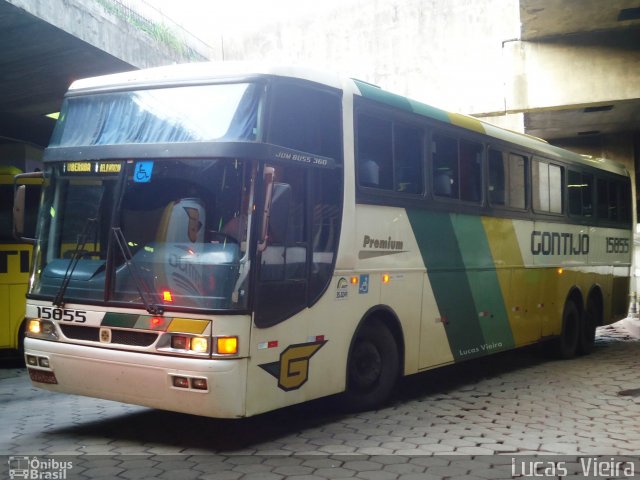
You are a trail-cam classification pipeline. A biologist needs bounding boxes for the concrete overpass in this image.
[501,0,640,142]
[0,0,215,164]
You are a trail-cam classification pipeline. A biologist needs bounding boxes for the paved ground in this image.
[1,321,640,479]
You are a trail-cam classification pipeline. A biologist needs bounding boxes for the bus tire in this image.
[554,300,580,359]
[17,320,26,360]
[578,299,599,355]
[343,320,399,411]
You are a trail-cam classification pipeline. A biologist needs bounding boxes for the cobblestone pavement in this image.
[1,321,640,479]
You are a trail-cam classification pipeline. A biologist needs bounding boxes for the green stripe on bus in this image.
[406,209,486,361]
[354,80,413,113]
[452,215,514,350]
[102,313,138,328]
[407,99,450,124]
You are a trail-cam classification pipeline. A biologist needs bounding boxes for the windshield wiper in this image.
[111,227,163,315]
[53,217,98,307]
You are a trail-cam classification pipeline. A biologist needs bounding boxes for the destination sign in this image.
[63,161,122,175]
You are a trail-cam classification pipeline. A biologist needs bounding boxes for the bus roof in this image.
[65,63,628,177]
[67,62,348,93]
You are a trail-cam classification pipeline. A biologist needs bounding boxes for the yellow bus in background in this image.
[0,166,41,356]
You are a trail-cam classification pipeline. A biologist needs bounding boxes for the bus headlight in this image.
[169,335,209,353]
[26,319,57,339]
[190,337,209,353]
[27,319,42,334]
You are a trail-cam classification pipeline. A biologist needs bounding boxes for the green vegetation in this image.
[95,0,204,61]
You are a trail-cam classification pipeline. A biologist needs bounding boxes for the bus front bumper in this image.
[24,337,247,418]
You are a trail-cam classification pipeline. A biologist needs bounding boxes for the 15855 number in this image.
[37,306,87,323]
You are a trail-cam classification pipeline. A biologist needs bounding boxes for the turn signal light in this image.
[216,336,238,355]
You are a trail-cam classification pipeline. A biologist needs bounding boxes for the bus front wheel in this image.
[344,320,399,411]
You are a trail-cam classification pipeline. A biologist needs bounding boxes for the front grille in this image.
[60,325,99,342]
[111,330,158,347]
[60,325,158,347]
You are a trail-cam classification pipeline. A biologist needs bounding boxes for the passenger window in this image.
[533,158,563,214]
[609,181,619,221]
[509,154,526,209]
[597,178,609,219]
[357,114,392,190]
[619,181,631,224]
[433,134,481,203]
[568,171,593,217]
[432,134,458,198]
[488,150,506,206]
[488,151,527,209]
[394,124,423,194]
[459,140,482,203]
[549,165,563,214]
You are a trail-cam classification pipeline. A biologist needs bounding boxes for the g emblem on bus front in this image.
[99,328,112,344]
[259,341,327,391]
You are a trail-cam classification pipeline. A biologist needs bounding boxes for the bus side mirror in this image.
[13,185,26,240]
[13,171,43,244]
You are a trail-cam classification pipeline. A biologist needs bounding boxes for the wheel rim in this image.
[349,340,382,391]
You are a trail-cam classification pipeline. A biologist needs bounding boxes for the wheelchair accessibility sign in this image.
[359,274,369,294]
[134,161,154,183]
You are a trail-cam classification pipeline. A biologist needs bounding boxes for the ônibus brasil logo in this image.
[8,456,72,479]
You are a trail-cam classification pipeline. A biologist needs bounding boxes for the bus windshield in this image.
[32,159,253,311]
[50,82,262,146]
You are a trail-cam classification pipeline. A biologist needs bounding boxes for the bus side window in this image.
[432,133,457,198]
[488,149,506,205]
[459,140,482,203]
[533,158,563,214]
[394,124,423,194]
[357,113,392,190]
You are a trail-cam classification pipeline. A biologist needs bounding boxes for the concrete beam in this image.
[6,0,210,69]
[504,31,640,113]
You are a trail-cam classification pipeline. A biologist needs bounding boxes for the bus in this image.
[0,165,40,357]
[19,64,632,417]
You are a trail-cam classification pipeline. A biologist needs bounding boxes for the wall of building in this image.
[224,0,519,116]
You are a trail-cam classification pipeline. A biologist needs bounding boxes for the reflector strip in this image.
[102,313,138,328]
[168,318,209,334]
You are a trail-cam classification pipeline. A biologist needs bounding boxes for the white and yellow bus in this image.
[1,165,41,356]
[20,64,631,417]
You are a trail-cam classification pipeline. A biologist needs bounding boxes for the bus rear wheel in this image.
[344,320,399,411]
[578,299,599,355]
[554,300,580,359]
